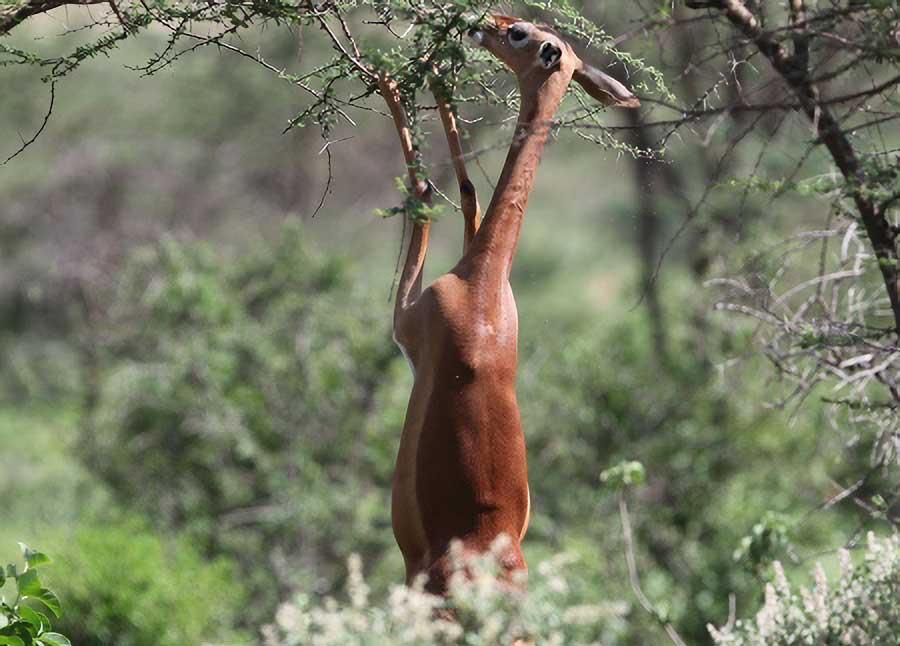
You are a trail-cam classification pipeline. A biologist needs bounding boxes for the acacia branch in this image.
[689,0,900,333]
[310,2,373,80]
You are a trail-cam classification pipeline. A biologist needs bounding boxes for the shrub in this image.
[45,519,246,646]
[709,532,900,645]
[263,536,630,646]
[82,225,406,621]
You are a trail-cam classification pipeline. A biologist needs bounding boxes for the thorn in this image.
[317,136,354,155]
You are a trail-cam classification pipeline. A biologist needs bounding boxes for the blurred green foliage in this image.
[83,226,404,625]
[600,461,646,490]
[62,222,853,643]
[1,1,897,643]
[43,519,245,646]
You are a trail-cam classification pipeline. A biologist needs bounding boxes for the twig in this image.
[312,6,374,80]
[618,493,687,646]
[310,135,352,218]
[687,0,900,333]
[3,79,55,165]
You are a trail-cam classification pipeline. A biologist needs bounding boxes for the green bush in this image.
[517,309,835,640]
[82,225,407,623]
[45,519,246,646]
[76,224,860,642]
[58,219,872,643]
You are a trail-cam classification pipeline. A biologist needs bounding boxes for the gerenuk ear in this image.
[572,61,640,108]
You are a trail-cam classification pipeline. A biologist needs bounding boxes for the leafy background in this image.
[1,1,897,644]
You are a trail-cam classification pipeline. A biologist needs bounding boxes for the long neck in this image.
[468,75,567,277]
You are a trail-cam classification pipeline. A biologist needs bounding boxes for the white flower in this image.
[711,533,900,645]
[264,545,630,644]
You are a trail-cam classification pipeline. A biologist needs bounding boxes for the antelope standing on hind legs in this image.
[383,14,639,595]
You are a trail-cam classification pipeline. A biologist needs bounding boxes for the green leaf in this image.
[32,614,48,635]
[16,547,49,571]
[37,635,69,646]
[15,607,40,635]
[600,460,646,490]
[31,591,59,619]
[0,622,32,644]
[4,567,15,581]
[15,609,48,635]
[0,567,5,588]
[0,636,24,646]
[15,571,40,599]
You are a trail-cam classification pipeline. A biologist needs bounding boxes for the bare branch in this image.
[689,0,900,332]
[2,79,54,164]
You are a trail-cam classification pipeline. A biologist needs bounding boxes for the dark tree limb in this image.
[626,107,670,366]
[0,0,106,35]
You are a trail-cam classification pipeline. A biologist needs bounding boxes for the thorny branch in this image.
[687,0,900,333]
[3,79,55,165]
